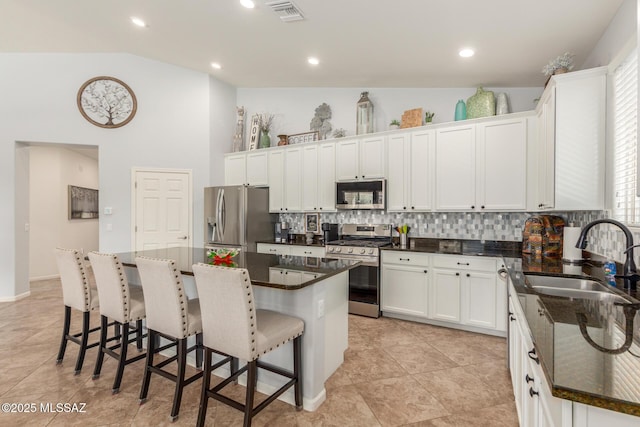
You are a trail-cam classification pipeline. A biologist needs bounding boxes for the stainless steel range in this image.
[326,224,392,318]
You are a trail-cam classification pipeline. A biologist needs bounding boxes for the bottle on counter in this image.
[603,261,617,287]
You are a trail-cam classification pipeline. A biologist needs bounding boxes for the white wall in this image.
[209,76,237,186]
[29,146,99,280]
[583,0,636,69]
[1,53,217,299]
[236,87,544,141]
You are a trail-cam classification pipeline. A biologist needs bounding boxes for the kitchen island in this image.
[115,247,359,411]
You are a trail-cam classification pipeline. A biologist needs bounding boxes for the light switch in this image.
[104,207,113,215]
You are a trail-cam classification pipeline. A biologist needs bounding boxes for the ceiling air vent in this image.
[266,1,305,22]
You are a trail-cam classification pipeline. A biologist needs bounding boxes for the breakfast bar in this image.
[114,247,358,411]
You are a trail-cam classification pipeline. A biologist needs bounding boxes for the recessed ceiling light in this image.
[459,48,475,58]
[240,0,255,8]
[307,57,319,65]
[211,62,222,70]
[130,17,147,28]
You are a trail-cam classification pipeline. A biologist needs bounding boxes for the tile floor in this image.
[0,279,518,426]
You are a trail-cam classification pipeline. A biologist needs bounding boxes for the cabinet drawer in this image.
[256,243,290,255]
[290,245,325,257]
[432,254,497,271]
[382,250,430,267]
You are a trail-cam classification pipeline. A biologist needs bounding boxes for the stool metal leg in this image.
[196,348,213,427]
[196,333,203,369]
[170,338,188,420]
[74,311,91,375]
[136,319,143,351]
[244,361,257,427]
[139,329,156,403]
[112,322,129,394]
[293,336,303,410]
[56,306,71,364]
[92,315,109,379]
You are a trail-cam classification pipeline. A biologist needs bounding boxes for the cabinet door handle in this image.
[399,258,411,261]
[527,348,540,365]
[509,315,516,321]
[481,205,485,209]
[355,176,358,179]
[455,272,460,276]
[423,270,428,274]
[403,207,407,210]
[457,262,470,266]
[471,205,475,209]
[525,374,534,384]
[529,388,539,397]
[466,273,470,277]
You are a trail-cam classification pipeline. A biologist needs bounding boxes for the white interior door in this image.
[133,169,192,251]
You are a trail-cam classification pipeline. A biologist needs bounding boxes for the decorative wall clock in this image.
[77,76,137,128]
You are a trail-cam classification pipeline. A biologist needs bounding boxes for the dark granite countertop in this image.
[115,247,359,290]
[504,255,640,417]
[382,237,522,259]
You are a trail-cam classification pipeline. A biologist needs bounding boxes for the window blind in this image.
[613,49,639,224]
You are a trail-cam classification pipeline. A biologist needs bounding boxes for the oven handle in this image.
[325,255,378,267]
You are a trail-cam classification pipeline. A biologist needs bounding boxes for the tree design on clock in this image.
[77,76,137,128]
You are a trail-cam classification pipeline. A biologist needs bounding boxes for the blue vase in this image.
[455,100,467,121]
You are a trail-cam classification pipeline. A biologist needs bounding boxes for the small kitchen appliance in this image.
[325,224,392,318]
[275,221,289,243]
[321,223,339,244]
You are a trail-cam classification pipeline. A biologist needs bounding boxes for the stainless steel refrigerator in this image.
[204,186,277,252]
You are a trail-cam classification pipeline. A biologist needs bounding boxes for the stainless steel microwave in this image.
[336,180,385,210]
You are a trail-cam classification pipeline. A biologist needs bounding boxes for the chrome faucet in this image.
[575,219,639,290]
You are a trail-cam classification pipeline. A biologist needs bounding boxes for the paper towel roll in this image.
[562,227,583,262]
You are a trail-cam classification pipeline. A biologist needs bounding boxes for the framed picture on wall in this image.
[68,185,99,219]
[305,213,319,234]
[247,114,260,150]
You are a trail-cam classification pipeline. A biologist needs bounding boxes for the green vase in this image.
[259,130,271,149]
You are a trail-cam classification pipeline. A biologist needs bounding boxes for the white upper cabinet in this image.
[301,142,337,212]
[435,116,529,212]
[435,124,476,211]
[284,147,303,212]
[476,118,527,211]
[267,149,285,212]
[335,136,385,181]
[224,152,269,186]
[533,67,606,211]
[387,129,434,212]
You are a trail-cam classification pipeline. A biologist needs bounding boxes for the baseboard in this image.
[29,274,59,282]
[0,291,31,302]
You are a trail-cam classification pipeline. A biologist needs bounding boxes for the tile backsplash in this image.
[280,210,640,266]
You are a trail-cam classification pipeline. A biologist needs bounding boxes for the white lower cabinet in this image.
[381,252,505,335]
[509,281,573,427]
[381,251,430,317]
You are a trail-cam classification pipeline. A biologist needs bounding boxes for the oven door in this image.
[347,260,380,318]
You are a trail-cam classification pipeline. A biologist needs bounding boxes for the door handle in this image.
[177,236,188,240]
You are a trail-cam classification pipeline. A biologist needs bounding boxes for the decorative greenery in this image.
[389,119,401,126]
[424,111,435,122]
[259,113,275,132]
[332,128,346,138]
[542,52,575,76]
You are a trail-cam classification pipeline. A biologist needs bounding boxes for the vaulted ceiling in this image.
[0,0,625,88]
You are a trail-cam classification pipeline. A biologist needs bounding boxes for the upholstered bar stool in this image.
[192,263,304,427]
[88,251,147,393]
[54,247,101,374]
[135,256,204,421]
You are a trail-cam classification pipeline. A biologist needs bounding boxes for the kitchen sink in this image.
[524,274,632,304]
[525,275,609,292]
